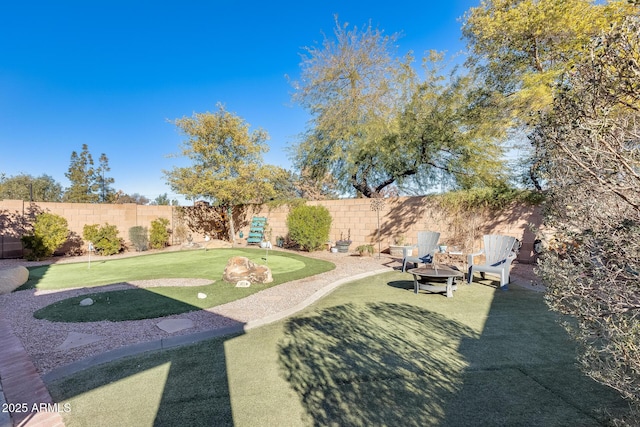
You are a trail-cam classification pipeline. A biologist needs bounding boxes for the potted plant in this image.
[335,229,352,253]
[356,244,375,257]
[389,234,412,257]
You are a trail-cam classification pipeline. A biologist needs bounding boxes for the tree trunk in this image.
[227,205,236,245]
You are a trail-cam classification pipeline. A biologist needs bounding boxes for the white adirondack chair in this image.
[467,234,519,289]
[402,231,441,272]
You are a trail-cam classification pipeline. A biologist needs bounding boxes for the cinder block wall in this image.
[244,197,542,263]
[1,197,541,262]
[0,200,174,258]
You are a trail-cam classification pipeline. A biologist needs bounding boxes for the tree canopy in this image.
[165,104,285,240]
[63,144,115,203]
[461,0,638,190]
[95,153,115,202]
[291,18,507,197]
[0,173,63,202]
[113,192,150,205]
[532,15,640,421]
[462,0,636,120]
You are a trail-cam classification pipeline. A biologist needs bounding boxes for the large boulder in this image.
[0,266,29,295]
[223,256,273,284]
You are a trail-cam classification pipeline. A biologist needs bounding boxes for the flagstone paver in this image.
[156,318,195,333]
[56,333,103,351]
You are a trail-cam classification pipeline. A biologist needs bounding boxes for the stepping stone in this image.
[156,318,194,333]
[57,332,104,350]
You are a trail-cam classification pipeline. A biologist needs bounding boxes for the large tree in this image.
[95,153,115,202]
[64,144,97,202]
[63,144,115,203]
[0,173,63,202]
[165,104,281,242]
[462,0,637,187]
[292,18,506,197]
[534,16,640,422]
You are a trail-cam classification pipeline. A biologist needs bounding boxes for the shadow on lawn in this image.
[277,276,631,426]
[49,335,238,426]
[278,302,476,426]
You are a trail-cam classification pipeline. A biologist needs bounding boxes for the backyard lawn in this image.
[21,248,334,321]
[46,271,630,426]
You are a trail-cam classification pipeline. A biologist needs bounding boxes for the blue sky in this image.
[1,0,479,203]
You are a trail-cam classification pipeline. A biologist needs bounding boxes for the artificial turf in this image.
[26,248,334,321]
[47,271,630,426]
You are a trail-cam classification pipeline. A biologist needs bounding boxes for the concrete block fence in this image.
[0,197,541,263]
[246,197,541,264]
[0,200,175,258]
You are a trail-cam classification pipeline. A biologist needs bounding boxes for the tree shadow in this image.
[375,197,430,246]
[12,249,329,425]
[0,203,42,258]
[371,197,542,263]
[277,302,477,426]
[5,250,269,426]
[33,283,214,322]
[277,275,631,426]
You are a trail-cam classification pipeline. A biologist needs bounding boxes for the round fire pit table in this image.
[407,265,463,298]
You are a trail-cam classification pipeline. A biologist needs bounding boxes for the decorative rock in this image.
[223,256,273,284]
[197,292,207,299]
[79,297,94,306]
[0,266,29,295]
[235,280,251,288]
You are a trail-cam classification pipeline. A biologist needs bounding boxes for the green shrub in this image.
[21,212,69,260]
[356,244,375,256]
[436,186,544,211]
[286,205,332,251]
[83,223,123,256]
[129,226,149,252]
[149,217,170,249]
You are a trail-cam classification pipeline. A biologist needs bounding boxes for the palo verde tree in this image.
[291,18,507,197]
[385,53,507,192]
[165,104,281,242]
[534,16,640,423]
[461,0,637,188]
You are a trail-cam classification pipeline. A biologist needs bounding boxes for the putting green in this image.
[29,248,332,322]
[244,255,306,273]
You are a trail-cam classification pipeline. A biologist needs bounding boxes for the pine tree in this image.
[96,153,115,202]
[63,144,114,203]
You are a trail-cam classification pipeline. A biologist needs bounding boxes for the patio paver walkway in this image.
[0,319,64,427]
